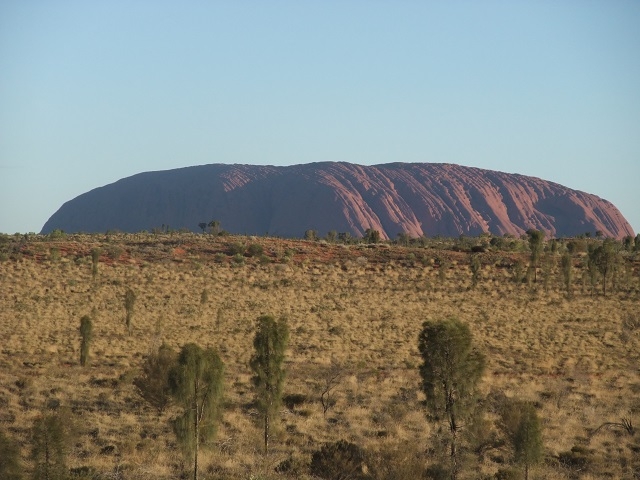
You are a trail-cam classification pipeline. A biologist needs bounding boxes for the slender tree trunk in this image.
[449,412,458,480]
[193,386,199,480]
[264,340,271,454]
[524,462,529,480]
[264,406,270,454]
[45,433,50,480]
[450,429,458,480]
[194,418,199,480]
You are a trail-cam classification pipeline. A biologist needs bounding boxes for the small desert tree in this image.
[169,343,224,480]
[208,220,221,235]
[124,287,136,334]
[134,343,178,415]
[31,412,70,480]
[418,318,485,480]
[527,229,544,282]
[499,399,544,480]
[79,315,93,367]
[589,239,620,296]
[304,229,318,241]
[250,315,289,454]
[514,403,544,480]
[540,254,555,291]
[561,253,573,296]
[310,440,371,480]
[470,255,481,288]
[585,249,600,295]
[90,248,100,280]
[320,358,346,418]
[363,228,381,244]
[397,231,412,246]
[0,428,23,480]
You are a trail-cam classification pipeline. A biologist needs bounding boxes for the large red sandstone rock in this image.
[42,162,634,239]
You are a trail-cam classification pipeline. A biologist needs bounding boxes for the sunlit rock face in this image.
[42,162,634,239]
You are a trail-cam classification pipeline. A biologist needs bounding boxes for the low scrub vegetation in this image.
[0,231,638,479]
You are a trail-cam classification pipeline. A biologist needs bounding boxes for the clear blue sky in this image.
[1,1,638,234]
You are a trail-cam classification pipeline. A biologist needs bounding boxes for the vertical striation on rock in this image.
[41,162,634,239]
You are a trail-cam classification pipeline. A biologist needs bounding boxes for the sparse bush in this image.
[0,428,23,480]
[589,239,621,295]
[494,467,522,480]
[567,239,586,254]
[228,242,246,256]
[282,393,308,410]
[526,229,544,282]
[370,441,425,480]
[208,220,221,235]
[107,246,123,260]
[513,260,525,283]
[304,229,318,241]
[69,465,98,479]
[561,253,573,295]
[124,287,136,334]
[31,411,72,480]
[258,254,271,264]
[79,315,92,367]
[558,445,594,471]
[363,228,381,244]
[310,440,373,480]
[48,229,66,240]
[246,243,264,257]
[134,344,178,415]
[274,454,307,476]
[90,248,100,278]
[470,255,481,288]
[425,463,450,480]
[438,258,450,283]
[319,359,345,418]
[540,254,554,291]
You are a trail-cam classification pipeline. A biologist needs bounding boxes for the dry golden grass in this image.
[0,233,638,479]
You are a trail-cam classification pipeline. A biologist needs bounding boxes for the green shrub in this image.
[494,467,522,480]
[107,246,123,260]
[48,229,66,240]
[0,428,23,480]
[246,243,264,257]
[134,344,177,415]
[31,411,72,480]
[425,463,450,480]
[369,441,425,480]
[558,445,594,471]
[282,393,307,410]
[229,242,246,256]
[258,254,271,264]
[310,440,373,480]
